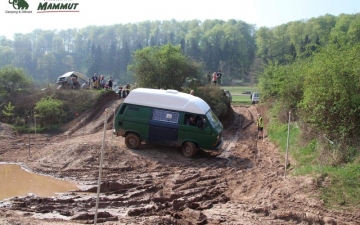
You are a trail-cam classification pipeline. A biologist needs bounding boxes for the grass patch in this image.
[232,95,252,105]
[319,164,360,208]
[221,86,258,94]
[267,118,360,210]
[295,164,360,209]
[221,85,258,105]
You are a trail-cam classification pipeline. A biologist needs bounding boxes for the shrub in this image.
[195,86,230,119]
[34,96,65,126]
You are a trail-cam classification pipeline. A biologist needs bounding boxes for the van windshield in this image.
[206,110,221,128]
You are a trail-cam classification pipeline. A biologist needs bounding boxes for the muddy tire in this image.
[182,142,197,158]
[125,133,141,149]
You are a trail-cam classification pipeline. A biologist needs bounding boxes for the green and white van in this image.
[113,88,223,157]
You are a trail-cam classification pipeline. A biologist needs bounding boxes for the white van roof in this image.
[124,88,211,114]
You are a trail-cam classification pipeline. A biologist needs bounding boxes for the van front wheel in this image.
[125,133,141,149]
[182,142,197,158]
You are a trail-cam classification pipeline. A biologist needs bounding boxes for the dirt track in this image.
[0,95,360,224]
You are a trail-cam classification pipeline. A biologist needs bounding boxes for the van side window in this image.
[152,109,179,123]
[184,114,198,126]
[118,105,126,115]
[125,105,147,118]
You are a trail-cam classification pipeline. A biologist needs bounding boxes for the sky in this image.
[1,0,360,40]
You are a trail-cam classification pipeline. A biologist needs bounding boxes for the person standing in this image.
[207,71,211,84]
[92,73,98,83]
[257,114,264,139]
[88,78,92,88]
[71,76,78,90]
[118,85,123,99]
[93,79,99,89]
[212,72,218,86]
[108,77,113,90]
[125,83,131,96]
[99,75,106,89]
[92,74,98,89]
[217,70,222,86]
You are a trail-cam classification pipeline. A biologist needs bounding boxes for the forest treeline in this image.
[0,19,257,85]
[0,13,358,87]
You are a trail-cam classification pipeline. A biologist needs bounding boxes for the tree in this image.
[13,33,33,70]
[0,46,15,67]
[37,52,56,83]
[289,43,297,60]
[128,44,200,90]
[0,65,32,94]
[300,42,360,143]
[255,27,275,62]
[185,26,202,61]
[1,102,15,123]
[87,43,103,76]
[347,15,360,44]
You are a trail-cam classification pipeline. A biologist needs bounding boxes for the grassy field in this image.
[221,86,259,105]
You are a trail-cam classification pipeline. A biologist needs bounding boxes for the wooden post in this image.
[94,108,108,224]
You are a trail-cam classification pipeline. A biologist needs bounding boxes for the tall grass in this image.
[267,114,360,209]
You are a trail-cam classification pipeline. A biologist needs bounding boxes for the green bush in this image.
[300,42,360,144]
[3,88,102,128]
[34,96,65,126]
[194,86,230,119]
[1,102,15,123]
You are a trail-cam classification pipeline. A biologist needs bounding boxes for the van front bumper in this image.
[201,138,224,155]
[213,137,223,150]
[203,138,224,152]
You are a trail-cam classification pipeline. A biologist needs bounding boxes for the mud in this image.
[0,97,359,224]
[0,164,77,200]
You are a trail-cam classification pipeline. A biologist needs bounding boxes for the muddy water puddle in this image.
[0,164,78,201]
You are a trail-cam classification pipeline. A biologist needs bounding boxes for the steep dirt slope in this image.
[63,91,121,136]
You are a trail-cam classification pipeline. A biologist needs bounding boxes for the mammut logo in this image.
[9,0,29,9]
[37,1,80,13]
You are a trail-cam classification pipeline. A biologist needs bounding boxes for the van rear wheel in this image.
[125,133,141,149]
[182,142,197,158]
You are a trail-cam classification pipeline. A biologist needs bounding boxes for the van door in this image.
[180,114,213,149]
[119,104,152,139]
[148,109,180,146]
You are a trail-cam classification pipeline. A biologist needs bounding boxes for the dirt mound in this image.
[62,91,121,136]
[0,122,17,139]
